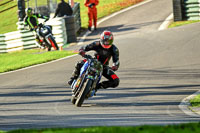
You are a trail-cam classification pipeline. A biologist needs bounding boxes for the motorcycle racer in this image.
[24,7,49,47]
[68,30,120,90]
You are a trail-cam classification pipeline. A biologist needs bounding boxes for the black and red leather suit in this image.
[70,41,120,89]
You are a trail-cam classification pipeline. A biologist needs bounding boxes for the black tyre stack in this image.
[172,0,184,21]
[64,16,77,43]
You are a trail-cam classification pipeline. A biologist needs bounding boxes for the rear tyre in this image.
[75,79,92,107]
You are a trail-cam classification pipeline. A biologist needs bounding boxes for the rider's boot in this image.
[93,83,107,96]
[68,77,75,86]
[68,73,78,86]
[68,63,81,86]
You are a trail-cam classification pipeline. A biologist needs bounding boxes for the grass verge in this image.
[168,20,200,28]
[0,49,77,73]
[4,122,200,133]
[190,94,200,107]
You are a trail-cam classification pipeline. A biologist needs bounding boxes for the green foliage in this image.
[0,49,76,73]
[190,94,200,107]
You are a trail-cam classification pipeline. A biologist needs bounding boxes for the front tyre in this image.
[75,79,92,107]
[48,36,59,50]
[71,95,76,104]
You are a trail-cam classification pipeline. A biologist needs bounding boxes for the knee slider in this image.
[113,78,120,88]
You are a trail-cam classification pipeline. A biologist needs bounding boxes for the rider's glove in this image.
[89,3,95,8]
[44,17,49,22]
[79,49,85,57]
[112,65,118,71]
[112,61,120,71]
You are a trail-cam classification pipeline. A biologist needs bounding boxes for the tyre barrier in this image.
[63,2,81,43]
[184,0,200,20]
[173,0,183,21]
[64,16,77,43]
[72,2,81,33]
[172,0,200,21]
[0,30,36,53]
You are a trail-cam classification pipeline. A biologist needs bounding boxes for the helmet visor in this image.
[102,44,112,49]
[27,9,32,16]
[101,37,112,49]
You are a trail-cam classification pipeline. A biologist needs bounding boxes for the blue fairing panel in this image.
[80,61,89,75]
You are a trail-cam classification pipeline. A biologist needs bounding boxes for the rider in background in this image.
[24,7,49,47]
[68,30,120,91]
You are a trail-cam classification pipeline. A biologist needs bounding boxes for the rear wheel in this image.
[75,79,92,107]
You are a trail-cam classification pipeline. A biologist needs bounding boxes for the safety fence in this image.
[0,2,81,53]
[173,0,200,21]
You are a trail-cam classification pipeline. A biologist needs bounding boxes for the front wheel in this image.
[75,79,92,107]
[48,36,59,50]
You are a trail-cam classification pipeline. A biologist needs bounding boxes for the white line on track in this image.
[179,91,200,117]
[158,13,173,31]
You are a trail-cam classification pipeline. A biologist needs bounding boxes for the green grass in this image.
[0,49,77,73]
[0,0,18,34]
[190,94,200,107]
[4,122,200,133]
[168,20,200,28]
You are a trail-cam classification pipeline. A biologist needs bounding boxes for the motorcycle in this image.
[35,22,59,51]
[70,54,103,107]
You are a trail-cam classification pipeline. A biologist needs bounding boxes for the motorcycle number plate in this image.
[76,79,81,88]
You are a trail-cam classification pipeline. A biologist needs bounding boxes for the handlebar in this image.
[83,54,93,59]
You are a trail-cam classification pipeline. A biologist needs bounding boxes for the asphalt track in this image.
[1,0,200,131]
